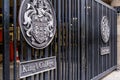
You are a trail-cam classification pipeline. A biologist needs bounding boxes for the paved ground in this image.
[101,70,120,80]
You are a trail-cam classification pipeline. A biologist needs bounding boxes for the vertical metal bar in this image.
[73,0,76,79]
[99,4,102,74]
[57,0,61,80]
[108,8,111,68]
[112,11,115,67]
[74,0,77,80]
[20,35,23,62]
[20,0,24,64]
[48,1,54,80]
[74,0,77,79]
[71,0,74,79]
[106,7,108,70]
[111,10,114,67]
[26,44,32,80]
[77,0,81,79]
[115,12,117,66]
[88,0,93,79]
[94,2,98,76]
[65,0,68,80]
[39,50,43,80]
[90,1,93,79]
[19,0,24,67]
[97,2,100,75]
[13,0,17,80]
[111,11,113,67]
[50,44,54,80]
[61,0,65,80]
[2,0,10,80]
[34,50,39,80]
[92,0,94,77]
[85,0,89,79]
[20,0,24,62]
[111,11,114,67]
[68,0,72,80]
[81,0,86,79]
[113,11,116,66]
[103,6,106,72]
[110,10,113,67]
[111,11,114,66]
[102,5,105,72]
[53,0,57,80]
[77,0,82,80]
[44,47,50,80]
[101,4,104,73]
[49,1,54,78]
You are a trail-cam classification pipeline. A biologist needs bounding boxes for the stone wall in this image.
[117,16,120,69]
[111,0,120,69]
[111,0,120,6]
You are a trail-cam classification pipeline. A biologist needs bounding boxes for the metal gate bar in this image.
[77,0,81,79]
[2,0,10,80]
[2,0,117,80]
[13,0,17,80]
[65,0,69,80]
[57,0,61,80]
[81,0,86,79]
[61,0,65,80]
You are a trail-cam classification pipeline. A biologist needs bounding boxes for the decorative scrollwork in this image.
[19,0,56,49]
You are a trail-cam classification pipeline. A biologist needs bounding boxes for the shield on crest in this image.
[19,0,56,49]
[32,22,48,44]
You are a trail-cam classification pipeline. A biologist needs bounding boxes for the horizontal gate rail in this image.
[95,0,116,11]
[91,66,117,80]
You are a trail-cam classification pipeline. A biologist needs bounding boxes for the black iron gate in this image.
[85,0,117,80]
[1,0,117,80]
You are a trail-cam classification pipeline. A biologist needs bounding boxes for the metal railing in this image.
[2,0,117,80]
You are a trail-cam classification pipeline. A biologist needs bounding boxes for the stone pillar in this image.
[111,0,120,69]
[117,16,120,69]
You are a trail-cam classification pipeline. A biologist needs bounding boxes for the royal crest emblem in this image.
[19,0,56,49]
[101,16,110,43]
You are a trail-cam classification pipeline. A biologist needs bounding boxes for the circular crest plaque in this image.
[101,16,110,43]
[19,0,56,49]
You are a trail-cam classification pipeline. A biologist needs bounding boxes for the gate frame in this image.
[1,0,117,80]
[85,0,117,80]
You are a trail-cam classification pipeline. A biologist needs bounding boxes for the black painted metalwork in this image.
[2,0,10,80]
[85,0,117,80]
[115,6,120,14]
[2,0,117,80]
[13,0,17,80]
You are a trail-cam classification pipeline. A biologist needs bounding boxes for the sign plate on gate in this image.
[19,0,56,49]
[101,46,110,55]
[19,56,56,78]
